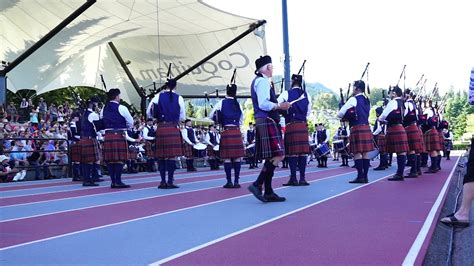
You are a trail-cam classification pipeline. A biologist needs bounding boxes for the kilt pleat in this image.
[438,131,445,150]
[183,143,194,158]
[155,123,183,158]
[386,125,409,153]
[78,138,100,163]
[284,122,310,155]
[219,127,245,159]
[349,124,374,154]
[419,128,427,153]
[405,124,424,153]
[69,142,81,162]
[375,134,386,153]
[145,141,155,158]
[103,132,129,162]
[424,129,441,151]
[255,118,285,159]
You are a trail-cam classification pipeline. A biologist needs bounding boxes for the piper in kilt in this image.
[142,118,157,172]
[247,55,291,202]
[147,78,185,189]
[423,104,442,173]
[418,113,430,167]
[443,126,453,160]
[209,83,245,188]
[373,107,388,171]
[101,88,135,188]
[336,125,350,167]
[181,119,198,172]
[203,125,220,170]
[379,86,409,181]
[67,112,82,181]
[403,89,423,178]
[277,74,311,186]
[79,97,102,187]
[337,80,374,184]
[246,123,257,169]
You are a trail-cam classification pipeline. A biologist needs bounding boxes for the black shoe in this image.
[93,178,105,182]
[72,177,82,182]
[111,183,130,188]
[264,193,286,202]
[404,173,418,178]
[298,179,310,186]
[223,181,234,189]
[373,166,386,171]
[388,174,404,181]
[282,179,299,186]
[247,184,267,202]
[167,183,179,189]
[417,170,422,176]
[158,182,168,189]
[83,182,99,187]
[233,182,241,188]
[349,178,368,184]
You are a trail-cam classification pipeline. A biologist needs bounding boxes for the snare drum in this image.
[193,143,207,158]
[333,140,345,151]
[314,143,330,158]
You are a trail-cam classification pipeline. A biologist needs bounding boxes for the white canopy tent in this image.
[0,0,266,106]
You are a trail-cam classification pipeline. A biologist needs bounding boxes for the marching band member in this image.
[203,125,220,170]
[248,55,290,202]
[337,80,374,184]
[442,122,453,160]
[277,74,311,186]
[378,86,409,181]
[437,117,446,167]
[68,112,82,181]
[403,89,424,178]
[209,83,245,188]
[373,107,388,170]
[79,97,101,187]
[246,122,257,169]
[337,125,350,167]
[147,78,185,188]
[101,89,135,188]
[423,102,442,173]
[142,118,156,172]
[181,119,198,172]
[316,123,330,168]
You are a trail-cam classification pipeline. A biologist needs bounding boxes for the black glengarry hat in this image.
[353,80,365,92]
[255,55,272,71]
[226,84,237,97]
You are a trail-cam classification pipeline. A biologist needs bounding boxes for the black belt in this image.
[105,129,125,134]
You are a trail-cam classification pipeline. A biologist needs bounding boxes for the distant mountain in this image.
[304,82,335,97]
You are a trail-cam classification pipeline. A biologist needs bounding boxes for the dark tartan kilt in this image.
[219,127,245,159]
[405,124,424,153]
[444,140,453,151]
[424,129,442,152]
[129,145,138,160]
[386,125,409,153]
[419,128,427,153]
[375,134,386,153]
[207,145,218,158]
[103,132,129,162]
[438,131,445,150]
[145,141,155,158]
[284,122,310,155]
[183,143,194,158]
[78,138,100,163]
[70,142,81,162]
[349,124,374,154]
[255,117,285,159]
[155,123,184,158]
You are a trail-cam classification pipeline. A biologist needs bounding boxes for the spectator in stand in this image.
[49,103,58,123]
[1,154,26,182]
[6,102,19,122]
[57,105,65,125]
[19,98,29,122]
[9,141,29,168]
[0,104,5,119]
[37,97,48,122]
[27,142,49,180]
[29,105,39,128]
[54,145,69,178]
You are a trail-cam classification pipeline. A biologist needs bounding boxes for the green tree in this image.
[313,93,339,110]
[186,100,195,118]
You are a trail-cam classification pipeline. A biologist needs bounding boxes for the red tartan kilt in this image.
[349,124,374,154]
[103,132,129,162]
[284,122,310,155]
[405,124,424,153]
[419,128,427,153]
[438,131,445,149]
[375,134,386,153]
[219,127,245,159]
[129,146,138,160]
[255,118,285,159]
[386,125,409,153]
[78,138,100,163]
[155,123,183,158]
[207,146,218,157]
[183,143,194,158]
[145,141,155,158]
[424,129,441,151]
[69,143,81,162]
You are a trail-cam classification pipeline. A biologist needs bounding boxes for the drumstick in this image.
[289,94,305,105]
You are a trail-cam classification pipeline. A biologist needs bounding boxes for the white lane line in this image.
[150,172,394,265]
[0,167,350,222]
[402,156,461,265]
[0,171,357,251]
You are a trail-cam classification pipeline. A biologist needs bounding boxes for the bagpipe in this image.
[211,69,237,125]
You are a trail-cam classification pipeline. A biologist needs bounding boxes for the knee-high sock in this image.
[73,164,81,178]
[298,156,307,180]
[396,155,406,176]
[421,153,428,166]
[363,159,370,179]
[263,160,276,195]
[437,155,442,169]
[409,154,417,175]
[416,155,421,172]
[430,156,437,170]
[158,159,166,183]
[224,162,232,182]
[233,161,241,183]
[446,151,451,159]
[114,163,124,184]
[288,157,298,180]
[147,159,155,171]
[166,160,176,184]
[81,164,92,183]
[107,164,116,184]
[355,159,363,179]
[186,159,192,170]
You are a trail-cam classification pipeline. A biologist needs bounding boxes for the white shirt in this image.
[403,99,418,117]
[203,131,220,146]
[277,87,312,118]
[379,97,402,122]
[146,91,185,121]
[373,120,385,135]
[337,93,362,118]
[253,74,278,111]
[181,126,197,145]
[423,108,434,119]
[443,130,453,141]
[141,125,155,141]
[208,97,244,126]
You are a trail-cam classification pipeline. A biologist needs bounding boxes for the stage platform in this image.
[0,154,470,265]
